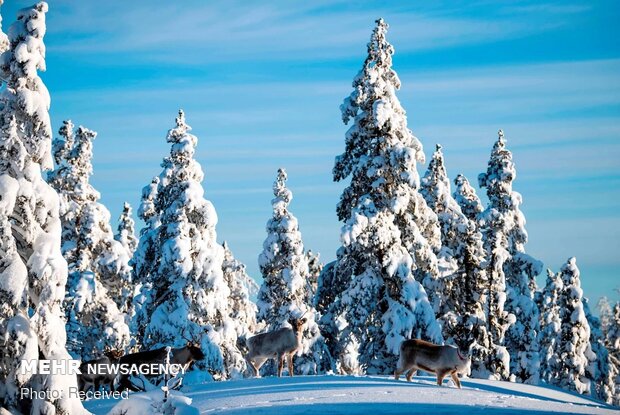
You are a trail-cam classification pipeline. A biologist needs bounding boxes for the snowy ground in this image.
[84,375,618,414]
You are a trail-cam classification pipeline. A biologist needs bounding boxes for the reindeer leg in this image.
[406,366,418,382]
[451,371,461,389]
[254,357,267,378]
[246,356,258,377]
[436,370,448,387]
[394,365,406,381]
[277,355,284,377]
[287,353,294,377]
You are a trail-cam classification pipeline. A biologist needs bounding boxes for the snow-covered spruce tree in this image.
[257,168,332,375]
[48,123,131,359]
[478,130,542,383]
[554,257,591,395]
[321,19,443,374]
[305,250,323,305]
[332,19,442,314]
[420,145,461,318]
[128,176,160,347]
[453,174,484,223]
[115,201,138,258]
[139,110,242,380]
[222,242,258,350]
[538,269,563,384]
[0,3,87,413]
[420,145,491,376]
[583,297,616,404]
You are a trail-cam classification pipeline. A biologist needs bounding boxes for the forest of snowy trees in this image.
[0,4,618,414]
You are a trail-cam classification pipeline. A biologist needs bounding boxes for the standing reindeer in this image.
[394,339,470,388]
[245,317,307,377]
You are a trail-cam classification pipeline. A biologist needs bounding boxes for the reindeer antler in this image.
[180,327,194,344]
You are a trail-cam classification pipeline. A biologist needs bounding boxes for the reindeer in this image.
[77,348,124,393]
[245,316,307,378]
[117,342,205,391]
[394,339,470,388]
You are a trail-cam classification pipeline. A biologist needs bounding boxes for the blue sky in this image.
[4,1,619,306]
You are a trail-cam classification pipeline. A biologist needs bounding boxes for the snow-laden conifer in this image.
[420,146,491,377]
[330,18,442,313]
[305,250,323,305]
[128,176,160,348]
[539,269,563,384]
[420,145,460,317]
[48,123,132,359]
[478,130,542,383]
[453,174,484,223]
[138,110,242,380]
[0,3,87,413]
[222,242,258,345]
[554,257,591,395]
[583,297,616,404]
[115,202,138,257]
[321,20,443,375]
[257,168,332,375]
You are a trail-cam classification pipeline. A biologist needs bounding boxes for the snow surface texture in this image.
[83,375,618,415]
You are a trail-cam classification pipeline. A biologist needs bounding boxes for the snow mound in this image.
[84,375,617,414]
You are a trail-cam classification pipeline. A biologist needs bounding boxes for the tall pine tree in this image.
[320,19,442,375]
[115,201,138,258]
[136,110,242,380]
[222,241,258,360]
[583,297,616,404]
[257,168,332,375]
[539,269,563,384]
[48,123,131,359]
[421,147,491,377]
[0,3,87,413]
[554,257,591,395]
[479,130,542,382]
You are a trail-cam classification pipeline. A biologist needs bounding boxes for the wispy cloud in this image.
[40,0,579,63]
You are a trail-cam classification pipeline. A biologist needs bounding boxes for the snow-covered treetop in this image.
[560,257,581,290]
[453,173,483,222]
[272,167,292,218]
[138,176,160,231]
[155,109,205,217]
[478,129,530,254]
[48,123,99,203]
[115,201,138,255]
[0,1,52,169]
[70,126,97,193]
[421,144,464,220]
[257,167,309,325]
[478,130,517,209]
[334,17,425,221]
[52,119,74,166]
